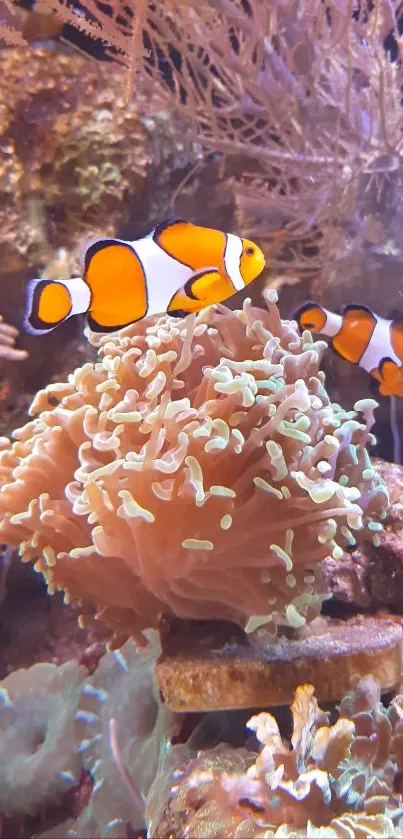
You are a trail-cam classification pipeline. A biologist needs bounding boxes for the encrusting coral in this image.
[0,291,388,646]
[148,676,403,838]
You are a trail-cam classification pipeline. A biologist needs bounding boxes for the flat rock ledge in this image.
[156,614,403,711]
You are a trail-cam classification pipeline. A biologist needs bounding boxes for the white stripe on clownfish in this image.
[124,235,194,316]
[224,233,245,292]
[360,315,400,374]
[316,309,343,338]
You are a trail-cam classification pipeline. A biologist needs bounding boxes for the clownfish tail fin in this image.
[23,277,90,336]
[377,357,403,398]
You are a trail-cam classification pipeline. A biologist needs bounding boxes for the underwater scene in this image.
[3,0,403,836]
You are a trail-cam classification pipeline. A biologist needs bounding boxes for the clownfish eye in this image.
[245,246,255,256]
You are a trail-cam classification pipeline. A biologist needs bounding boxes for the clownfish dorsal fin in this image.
[152,217,198,271]
[340,303,375,317]
[153,217,191,237]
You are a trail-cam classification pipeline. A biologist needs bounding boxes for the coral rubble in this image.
[0,292,388,645]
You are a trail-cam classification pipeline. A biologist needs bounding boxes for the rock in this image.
[322,458,403,612]
[156,614,403,711]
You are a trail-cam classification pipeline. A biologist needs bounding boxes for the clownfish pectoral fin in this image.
[377,358,403,397]
[187,269,222,300]
[167,269,222,316]
[23,277,90,336]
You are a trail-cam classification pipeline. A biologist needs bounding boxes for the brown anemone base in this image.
[156,613,403,712]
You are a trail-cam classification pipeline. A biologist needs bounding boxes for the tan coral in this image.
[0,292,388,646]
[148,677,403,838]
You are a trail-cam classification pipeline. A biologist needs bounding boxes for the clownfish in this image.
[295,301,403,398]
[24,218,265,336]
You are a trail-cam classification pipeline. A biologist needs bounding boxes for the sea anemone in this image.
[0,291,388,646]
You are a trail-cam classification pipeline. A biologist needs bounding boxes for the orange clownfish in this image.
[24,218,265,335]
[295,301,403,398]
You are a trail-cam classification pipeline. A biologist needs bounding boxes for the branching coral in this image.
[0,0,26,47]
[139,0,403,289]
[148,677,403,838]
[0,292,388,645]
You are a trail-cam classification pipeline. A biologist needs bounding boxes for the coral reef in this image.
[0,291,388,646]
[7,2,403,307]
[0,45,147,279]
[0,43,240,439]
[0,42,156,439]
[148,677,403,838]
[0,42,232,286]
[2,3,403,837]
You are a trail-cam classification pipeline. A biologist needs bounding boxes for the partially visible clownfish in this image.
[24,217,265,335]
[295,301,403,398]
